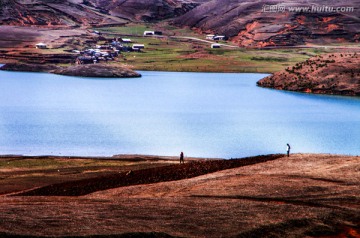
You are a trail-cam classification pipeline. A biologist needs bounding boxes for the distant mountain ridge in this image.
[1,0,359,47]
[0,0,205,27]
[0,0,119,26]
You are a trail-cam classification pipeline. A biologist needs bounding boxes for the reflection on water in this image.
[0,70,359,158]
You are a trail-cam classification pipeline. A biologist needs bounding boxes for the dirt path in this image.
[170,36,240,48]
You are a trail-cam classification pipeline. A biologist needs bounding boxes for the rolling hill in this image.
[173,0,360,47]
[0,0,123,26]
[0,0,206,27]
[257,52,360,96]
[0,0,359,47]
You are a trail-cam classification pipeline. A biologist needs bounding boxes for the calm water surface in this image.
[0,70,359,158]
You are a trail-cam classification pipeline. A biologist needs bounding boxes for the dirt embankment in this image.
[0,63,141,78]
[0,154,359,237]
[257,53,360,96]
[18,154,283,196]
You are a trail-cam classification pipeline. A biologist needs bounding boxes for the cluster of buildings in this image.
[75,47,118,64]
[35,29,228,65]
[75,37,145,65]
[110,38,145,52]
[74,30,163,64]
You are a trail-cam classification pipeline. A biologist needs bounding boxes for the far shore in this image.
[0,153,218,162]
[2,61,359,98]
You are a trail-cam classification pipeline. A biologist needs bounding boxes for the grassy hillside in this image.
[92,24,325,73]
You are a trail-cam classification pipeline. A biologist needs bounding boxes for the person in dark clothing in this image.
[286,143,291,157]
[180,152,184,164]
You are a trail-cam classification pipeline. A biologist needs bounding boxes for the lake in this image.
[0,70,359,158]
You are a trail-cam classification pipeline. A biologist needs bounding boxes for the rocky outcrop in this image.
[173,0,360,47]
[257,53,360,96]
[0,63,141,78]
[53,64,141,78]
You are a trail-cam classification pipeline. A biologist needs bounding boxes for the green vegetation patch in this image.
[28,23,353,73]
[94,23,150,36]
[251,56,288,62]
[0,158,132,170]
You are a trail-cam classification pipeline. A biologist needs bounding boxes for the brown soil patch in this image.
[0,154,359,237]
[18,154,282,196]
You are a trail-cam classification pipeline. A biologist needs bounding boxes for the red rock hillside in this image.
[173,0,360,47]
[257,53,360,96]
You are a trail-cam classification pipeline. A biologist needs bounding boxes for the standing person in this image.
[286,143,291,157]
[180,151,184,164]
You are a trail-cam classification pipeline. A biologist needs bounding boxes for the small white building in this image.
[131,44,145,50]
[143,31,155,36]
[211,43,221,48]
[213,35,226,41]
[206,34,215,40]
[35,43,47,49]
[132,44,145,51]
[121,38,132,43]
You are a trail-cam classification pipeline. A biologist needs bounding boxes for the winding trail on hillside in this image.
[170,36,240,48]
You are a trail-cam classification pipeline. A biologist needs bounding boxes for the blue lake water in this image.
[0,70,359,158]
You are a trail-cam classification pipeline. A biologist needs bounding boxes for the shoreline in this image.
[0,153,219,162]
[0,61,273,74]
[2,62,359,97]
[0,152,357,160]
[0,63,141,78]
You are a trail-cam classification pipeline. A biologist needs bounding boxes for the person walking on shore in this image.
[180,152,184,164]
[286,143,291,157]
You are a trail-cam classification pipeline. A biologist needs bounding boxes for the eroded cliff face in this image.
[173,0,360,47]
[257,53,360,96]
